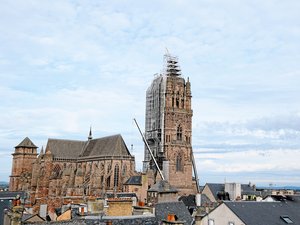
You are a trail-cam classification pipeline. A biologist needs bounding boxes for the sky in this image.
[1,0,300,187]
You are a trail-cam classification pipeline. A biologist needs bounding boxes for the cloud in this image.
[1,0,300,185]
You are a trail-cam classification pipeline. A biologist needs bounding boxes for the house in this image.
[147,180,178,205]
[179,194,213,214]
[123,174,148,203]
[0,191,25,225]
[200,200,300,225]
[155,201,194,225]
[202,183,261,202]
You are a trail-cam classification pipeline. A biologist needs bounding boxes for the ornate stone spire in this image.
[186,77,191,96]
[88,126,93,140]
[40,146,44,155]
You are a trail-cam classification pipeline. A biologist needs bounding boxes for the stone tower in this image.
[9,137,38,191]
[144,53,195,195]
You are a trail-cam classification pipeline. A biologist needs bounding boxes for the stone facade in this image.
[144,54,196,195]
[9,134,136,213]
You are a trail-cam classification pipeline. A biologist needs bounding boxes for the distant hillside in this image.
[258,186,300,191]
[0,181,8,185]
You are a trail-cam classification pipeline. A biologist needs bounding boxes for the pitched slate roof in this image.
[22,214,45,222]
[179,194,196,207]
[124,176,142,185]
[81,134,130,157]
[45,134,131,159]
[15,137,37,148]
[85,215,157,225]
[241,184,261,196]
[148,180,178,193]
[205,183,224,200]
[155,201,193,225]
[0,191,25,199]
[224,201,300,225]
[179,194,213,208]
[106,193,137,198]
[46,139,86,159]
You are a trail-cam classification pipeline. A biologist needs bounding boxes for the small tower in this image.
[9,137,38,191]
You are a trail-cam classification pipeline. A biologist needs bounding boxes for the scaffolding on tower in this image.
[163,53,182,77]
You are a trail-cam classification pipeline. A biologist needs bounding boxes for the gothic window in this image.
[122,164,127,176]
[52,164,61,178]
[181,99,184,108]
[114,164,119,187]
[106,176,111,188]
[176,97,179,108]
[177,126,182,141]
[176,155,183,171]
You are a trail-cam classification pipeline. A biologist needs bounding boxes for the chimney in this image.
[167,213,176,221]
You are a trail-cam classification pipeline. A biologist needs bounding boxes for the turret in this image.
[9,137,38,191]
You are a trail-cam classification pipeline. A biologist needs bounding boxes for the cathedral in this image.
[9,53,197,213]
[9,133,135,212]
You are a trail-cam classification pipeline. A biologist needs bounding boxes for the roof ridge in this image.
[48,138,85,143]
[90,133,122,141]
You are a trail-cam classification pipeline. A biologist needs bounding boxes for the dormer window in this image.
[281,215,293,224]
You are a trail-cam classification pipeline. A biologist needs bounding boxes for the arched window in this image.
[176,97,180,108]
[176,155,183,171]
[114,164,119,188]
[106,176,111,188]
[53,164,61,173]
[122,164,127,176]
[177,126,182,141]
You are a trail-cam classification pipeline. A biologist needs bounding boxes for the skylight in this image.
[281,215,293,224]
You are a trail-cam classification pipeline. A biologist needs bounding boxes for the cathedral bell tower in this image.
[144,53,195,195]
[9,137,38,191]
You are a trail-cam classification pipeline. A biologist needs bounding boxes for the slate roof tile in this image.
[225,201,300,225]
[148,180,178,193]
[124,176,142,185]
[45,134,131,159]
[15,137,37,148]
[155,201,193,225]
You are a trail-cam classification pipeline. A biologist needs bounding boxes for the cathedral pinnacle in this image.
[88,126,93,140]
[40,146,44,155]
